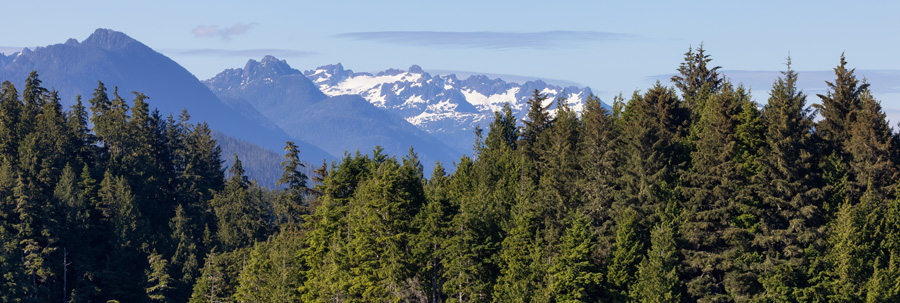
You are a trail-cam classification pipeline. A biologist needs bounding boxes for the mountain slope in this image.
[304,64,600,152]
[0,28,334,164]
[205,56,462,172]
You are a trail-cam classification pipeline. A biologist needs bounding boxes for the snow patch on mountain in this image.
[462,87,522,112]
[303,63,600,153]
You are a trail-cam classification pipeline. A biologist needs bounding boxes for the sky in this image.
[3,0,900,122]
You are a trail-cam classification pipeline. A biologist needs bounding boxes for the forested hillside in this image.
[2,47,900,303]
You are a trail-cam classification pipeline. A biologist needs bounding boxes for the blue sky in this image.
[3,0,900,121]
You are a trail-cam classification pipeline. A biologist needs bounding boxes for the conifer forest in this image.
[4,47,900,302]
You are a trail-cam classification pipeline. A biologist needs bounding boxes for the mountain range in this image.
[203,56,461,173]
[303,63,595,153]
[0,28,600,183]
[0,29,332,165]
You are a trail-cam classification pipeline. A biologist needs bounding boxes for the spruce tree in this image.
[413,163,453,303]
[671,44,722,120]
[146,251,173,303]
[579,94,620,257]
[519,89,553,184]
[755,59,822,301]
[616,83,689,225]
[545,211,603,302]
[19,71,47,140]
[606,208,643,302]
[815,54,869,154]
[0,81,22,162]
[66,96,95,166]
[679,82,760,302]
[276,141,308,226]
[493,202,541,303]
[844,90,896,201]
[300,152,373,302]
[442,156,494,302]
[210,155,269,251]
[631,221,683,303]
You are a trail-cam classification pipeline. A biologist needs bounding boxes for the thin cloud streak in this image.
[167,48,316,58]
[335,31,634,49]
[192,23,258,41]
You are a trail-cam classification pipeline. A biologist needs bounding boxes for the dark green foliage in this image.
[210,155,271,251]
[606,208,643,302]
[631,221,683,303]
[3,51,900,303]
[753,61,823,301]
[579,94,620,258]
[411,162,454,303]
[680,82,751,302]
[146,251,173,303]
[616,83,689,226]
[546,211,603,302]
[671,44,722,119]
[815,54,870,154]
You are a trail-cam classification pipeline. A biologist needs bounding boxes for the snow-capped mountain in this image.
[303,64,596,153]
[204,56,463,175]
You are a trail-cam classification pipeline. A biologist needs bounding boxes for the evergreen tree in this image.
[413,163,453,303]
[537,96,581,230]
[631,221,683,303]
[210,155,269,251]
[300,152,373,302]
[844,90,896,201]
[484,103,518,152]
[755,59,822,301]
[815,54,869,154]
[493,202,541,303]
[442,156,494,302]
[341,157,422,301]
[671,44,722,119]
[0,81,21,162]
[579,94,620,254]
[66,95,95,166]
[545,211,603,302]
[606,208,643,302]
[19,71,47,140]
[734,93,766,175]
[169,204,200,301]
[276,141,308,227]
[235,228,304,302]
[146,251,173,303]
[680,82,756,302]
[616,83,689,225]
[189,251,232,303]
[519,89,553,183]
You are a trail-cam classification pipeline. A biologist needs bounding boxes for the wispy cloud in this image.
[192,23,258,41]
[167,48,315,58]
[335,31,633,50]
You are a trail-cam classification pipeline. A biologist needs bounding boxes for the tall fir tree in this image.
[631,221,683,303]
[671,44,722,121]
[606,208,643,302]
[579,94,620,257]
[679,82,748,302]
[814,54,869,155]
[276,141,309,227]
[755,59,822,301]
[616,83,689,226]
